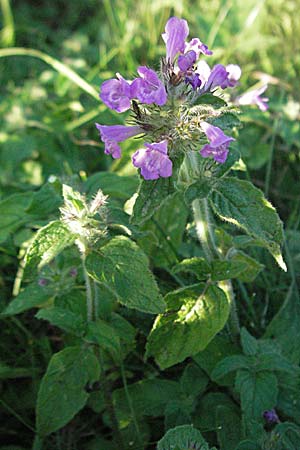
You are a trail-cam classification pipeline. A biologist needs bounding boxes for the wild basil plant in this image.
[3,15,298,450]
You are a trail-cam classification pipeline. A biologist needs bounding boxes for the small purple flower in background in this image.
[132,140,172,180]
[69,267,78,278]
[200,121,235,163]
[131,67,167,106]
[236,84,269,111]
[95,124,142,159]
[100,73,132,113]
[263,409,279,424]
[162,16,189,62]
[184,37,213,57]
[38,278,49,287]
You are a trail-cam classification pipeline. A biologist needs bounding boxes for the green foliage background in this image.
[1,0,300,449]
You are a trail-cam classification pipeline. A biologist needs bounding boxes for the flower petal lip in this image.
[185,38,213,58]
[95,124,142,142]
[131,66,167,106]
[99,75,132,113]
[178,50,197,72]
[162,16,189,62]
[132,140,172,180]
[236,84,269,111]
[201,122,235,148]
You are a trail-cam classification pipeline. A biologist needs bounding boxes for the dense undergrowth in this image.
[1,1,300,449]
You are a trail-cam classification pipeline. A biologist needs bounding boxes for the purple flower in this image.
[200,121,235,163]
[131,67,167,106]
[69,267,78,278]
[95,124,142,159]
[162,17,189,62]
[38,278,49,287]
[236,84,269,111]
[205,64,229,91]
[132,140,172,180]
[263,409,279,424]
[178,50,197,72]
[185,38,213,58]
[100,73,132,113]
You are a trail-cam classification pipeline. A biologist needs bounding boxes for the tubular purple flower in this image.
[95,124,142,159]
[178,50,197,72]
[236,85,269,111]
[132,140,172,180]
[130,66,167,106]
[200,121,235,163]
[100,73,132,113]
[162,17,189,62]
[205,64,229,91]
[263,409,279,424]
[185,38,213,58]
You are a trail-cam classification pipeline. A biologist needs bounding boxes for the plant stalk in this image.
[192,197,240,338]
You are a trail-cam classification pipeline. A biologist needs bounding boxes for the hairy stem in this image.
[81,254,93,321]
[192,197,240,338]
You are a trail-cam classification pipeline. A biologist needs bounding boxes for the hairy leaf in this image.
[36,346,100,435]
[211,355,250,381]
[36,307,86,336]
[2,282,54,316]
[157,424,211,450]
[146,284,230,369]
[209,177,286,270]
[86,236,165,314]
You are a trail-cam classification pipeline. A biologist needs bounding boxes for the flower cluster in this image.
[96,17,269,180]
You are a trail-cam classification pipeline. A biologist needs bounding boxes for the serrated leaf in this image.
[0,192,33,243]
[85,319,121,359]
[235,369,278,420]
[26,182,62,216]
[157,424,210,450]
[211,112,241,131]
[85,236,165,314]
[209,177,286,270]
[131,176,176,225]
[210,259,249,281]
[184,179,214,204]
[241,328,259,356]
[146,284,230,369]
[24,221,75,272]
[36,307,86,336]
[265,284,300,364]
[256,352,299,374]
[2,282,54,316]
[113,378,181,426]
[272,422,300,449]
[36,346,100,436]
[211,355,250,381]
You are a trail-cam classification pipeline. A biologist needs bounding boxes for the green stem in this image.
[81,255,93,322]
[192,197,240,338]
[120,361,144,450]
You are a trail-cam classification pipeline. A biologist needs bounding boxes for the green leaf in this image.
[184,179,214,204]
[228,250,264,282]
[272,422,300,449]
[180,363,209,397]
[24,221,75,272]
[84,172,138,201]
[86,236,165,314]
[235,441,261,450]
[172,257,211,280]
[36,346,100,436]
[36,307,86,336]
[216,405,242,450]
[210,259,249,281]
[131,176,177,225]
[209,177,286,270]
[146,284,230,369]
[193,334,240,386]
[157,424,211,450]
[138,193,188,267]
[256,352,299,374]
[211,112,241,131]
[0,192,33,243]
[241,328,259,356]
[265,285,300,364]
[235,369,278,420]
[211,355,250,381]
[193,93,227,108]
[26,182,62,216]
[2,282,54,316]
[113,378,181,425]
[85,319,121,359]
[213,147,241,179]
